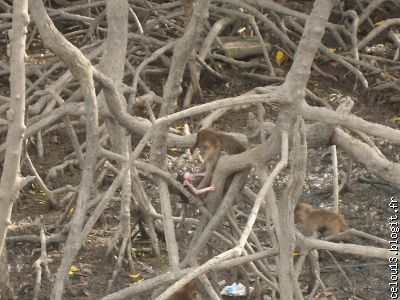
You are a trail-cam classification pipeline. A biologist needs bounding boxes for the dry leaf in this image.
[128,278,144,286]
[68,265,79,276]
[275,50,286,65]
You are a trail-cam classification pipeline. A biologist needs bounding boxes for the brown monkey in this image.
[194,128,247,190]
[166,280,199,300]
[294,202,347,237]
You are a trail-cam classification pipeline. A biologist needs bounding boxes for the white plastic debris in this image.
[220,282,247,296]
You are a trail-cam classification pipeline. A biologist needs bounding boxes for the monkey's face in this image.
[188,289,198,300]
[186,281,199,299]
[198,141,211,158]
[192,291,199,299]
[182,172,194,182]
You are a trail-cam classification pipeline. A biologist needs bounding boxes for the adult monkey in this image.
[295,202,348,237]
[194,128,248,190]
[166,280,199,300]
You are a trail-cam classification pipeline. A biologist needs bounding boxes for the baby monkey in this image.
[176,171,216,203]
[176,171,216,227]
[166,280,199,300]
[194,128,247,190]
[294,202,347,237]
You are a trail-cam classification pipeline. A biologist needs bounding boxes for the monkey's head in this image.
[177,171,194,183]
[294,202,313,223]
[167,280,198,300]
[183,280,198,299]
[177,172,185,184]
[194,129,220,158]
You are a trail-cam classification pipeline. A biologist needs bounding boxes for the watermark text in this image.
[389,196,399,299]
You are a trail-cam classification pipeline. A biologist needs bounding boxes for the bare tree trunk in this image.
[0,3,29,297]
[0,0,28,258]
[0,248,15,299]
[100,1,134,288]
[274,1,335,298]
[27,2,100,299]
[149,0,211,271]
[276,118,307,300]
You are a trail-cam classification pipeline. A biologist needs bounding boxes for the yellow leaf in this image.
[175,124,184,129]
[275,50,285,63]
[328,48,336,53]
[68,265,79,275]
[293,251,300,256]
[169,147,178,152]
[128,274,142,278]
[70,266,79,272]
[128,278,144,286]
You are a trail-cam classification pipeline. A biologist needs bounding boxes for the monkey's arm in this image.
[192,172,206,177]
[197,159,217,189]
[184,181,216,195]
